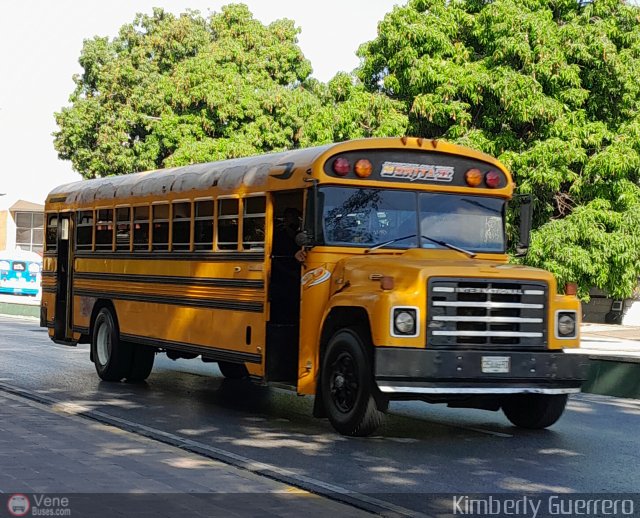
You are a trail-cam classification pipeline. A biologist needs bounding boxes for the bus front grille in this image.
[427,278,547,349]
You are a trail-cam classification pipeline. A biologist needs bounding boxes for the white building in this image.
[0,196,44,255]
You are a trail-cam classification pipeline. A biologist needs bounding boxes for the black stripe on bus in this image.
[41,287,57,294]
[46,321,55,329]
[73,251,264,262]
[73,289,263,313]
[73,272,264,289]
[42,272,57,278]
[73,326,90,335]
[120,333,262,364]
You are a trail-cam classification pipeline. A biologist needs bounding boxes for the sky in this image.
[0,0,401,206]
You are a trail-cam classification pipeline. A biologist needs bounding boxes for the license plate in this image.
[481,356,510,373]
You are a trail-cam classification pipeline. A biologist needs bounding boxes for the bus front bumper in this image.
[374,348,590,395]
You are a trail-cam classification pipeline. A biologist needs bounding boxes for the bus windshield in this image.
[320,187,505,253]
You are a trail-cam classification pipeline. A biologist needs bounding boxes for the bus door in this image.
[53,214,74,342]
[266,192,303,383]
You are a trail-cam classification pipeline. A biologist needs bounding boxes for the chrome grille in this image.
[427,278,547,349]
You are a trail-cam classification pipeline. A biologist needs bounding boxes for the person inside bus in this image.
[271,208,303,323]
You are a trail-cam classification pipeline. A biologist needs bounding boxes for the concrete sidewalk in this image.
[0,390,369,517]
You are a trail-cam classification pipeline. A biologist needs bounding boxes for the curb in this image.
[582,357,640,399]
[0,302,39,319]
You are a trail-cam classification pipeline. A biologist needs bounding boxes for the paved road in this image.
[1,316,638,514]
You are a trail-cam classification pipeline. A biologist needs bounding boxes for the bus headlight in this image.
[556,311,577,338]
[392,308,418,337]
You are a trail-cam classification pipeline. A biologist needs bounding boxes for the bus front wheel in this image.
[502,393,568,429]
[91,307,132,382]
[321,328,385,436]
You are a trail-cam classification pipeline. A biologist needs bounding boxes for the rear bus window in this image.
[133,206,150,251]
[76,210,94,251]
[172,202,191,251]
[217,199,239,251]
[95,209,113,251]
[194,200,214,251]
[243,196,266,250]
[152,204,169,251]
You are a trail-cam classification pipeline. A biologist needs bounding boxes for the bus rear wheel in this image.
[126,344,155,382]
[321,328,385,436]
[218,361,249,379]
[502,393,568,429]
[91,307,132,382]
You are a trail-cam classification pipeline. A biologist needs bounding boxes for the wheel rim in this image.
[96,320,111,367]
[329,351,359,413]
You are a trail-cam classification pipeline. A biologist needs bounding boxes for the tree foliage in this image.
[54,4,406,178]
[357,0,640,299]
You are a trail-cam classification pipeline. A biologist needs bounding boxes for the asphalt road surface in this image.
[0,316,638,515]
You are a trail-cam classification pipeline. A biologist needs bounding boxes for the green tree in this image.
[357,0,640,299]
[54,4,407,179]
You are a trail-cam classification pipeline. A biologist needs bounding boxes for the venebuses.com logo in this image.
[5,494,71,517]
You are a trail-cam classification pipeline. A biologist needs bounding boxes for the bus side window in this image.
[76,210,94,251]
[217,199,239,251]
[172,202,192,251]
[152,204,169,251]
[116,207,131,251]
[95,209,113,251]
[243,196,265,251]
[133,206,150,251]
[194,200,214,251]
[46,214,58,252]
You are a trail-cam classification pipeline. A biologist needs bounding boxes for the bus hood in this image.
[334,249,558,292]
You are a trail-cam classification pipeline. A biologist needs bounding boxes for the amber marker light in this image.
[354,159,372,178]
[332,157,350,176]
[465,168,483,187]
[380,276,395,290]
[565,282,578,296]
[485,170,501,188]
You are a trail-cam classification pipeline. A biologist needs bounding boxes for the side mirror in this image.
[516,195,533,256]
[295,231,312,247]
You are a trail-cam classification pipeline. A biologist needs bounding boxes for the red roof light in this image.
[332,158,350,176]
[485,171,501,188]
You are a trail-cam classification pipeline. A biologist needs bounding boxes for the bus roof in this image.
[45,138,509,206]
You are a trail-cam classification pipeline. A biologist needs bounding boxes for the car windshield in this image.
[320,187,505,253]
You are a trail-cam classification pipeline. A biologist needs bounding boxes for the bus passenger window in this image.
[95,209,114,251]
[116,207,131,251]
[133,206,150,251]
[172,202,191,251]
[217,199,239,251]
[76,211,94,251]
[243,196,265,250]
[45,214,58,252]
[194,200,213,251]
[152,204,169,251]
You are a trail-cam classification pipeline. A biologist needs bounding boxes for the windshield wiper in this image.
[366,233,476,257]
[365,234,417,253]
[421,234,476,258]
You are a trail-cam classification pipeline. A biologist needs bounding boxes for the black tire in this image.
[218,361,249,379]
[126,344,155,382]
[91,307,132,382]
[502,394,569,429]
[321,328,385,436]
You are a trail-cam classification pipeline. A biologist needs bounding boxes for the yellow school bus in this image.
[42,137,589,436]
